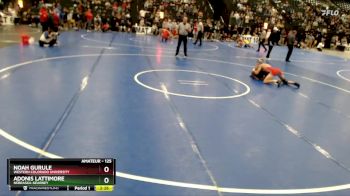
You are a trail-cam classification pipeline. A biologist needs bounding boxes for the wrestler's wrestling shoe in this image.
[293,82,300,89]
[277,80,283,87]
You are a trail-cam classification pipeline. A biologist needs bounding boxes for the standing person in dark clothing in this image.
[257,29,267,52]
[193,19,203,46]
[285,30,296,62]
[110,14,117,31]
[175,16,191,57]
[266,27,279,59]
[73,8,81,31]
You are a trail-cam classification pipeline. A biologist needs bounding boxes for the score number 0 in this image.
[103,166,110,183]
[102,159,113,184]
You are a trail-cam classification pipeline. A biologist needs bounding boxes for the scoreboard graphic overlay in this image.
[7,158,116,191]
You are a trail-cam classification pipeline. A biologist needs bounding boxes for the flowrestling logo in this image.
[312,0,340,16]
[321,9,340,16]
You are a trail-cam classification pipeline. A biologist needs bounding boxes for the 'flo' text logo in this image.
[321,10,339,16]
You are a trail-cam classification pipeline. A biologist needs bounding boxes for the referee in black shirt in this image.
[286,30,296,62]
[266,27,280,59]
